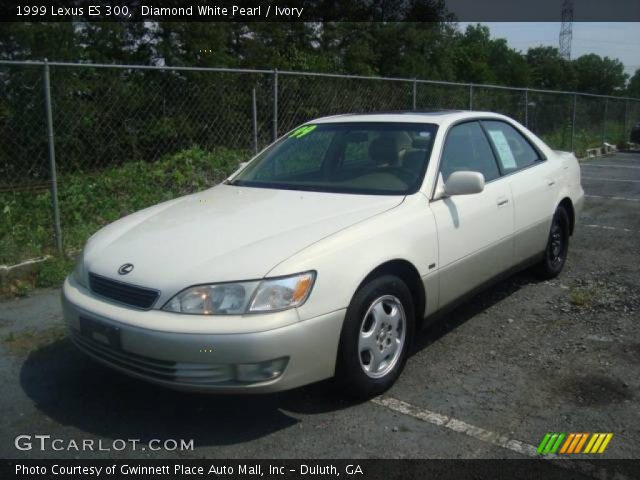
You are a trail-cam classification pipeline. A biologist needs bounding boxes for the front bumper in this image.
[62,277,345,393]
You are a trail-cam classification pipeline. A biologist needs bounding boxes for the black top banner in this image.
[1,0,640,22]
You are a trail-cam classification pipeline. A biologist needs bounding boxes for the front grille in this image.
[70,330,236,385]
[89,273,159,309]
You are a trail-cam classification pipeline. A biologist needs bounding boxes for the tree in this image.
[449,24,529,86]
[487,38,529,87]
[572,54,628,95]
[320,23,379,75]
[452,24,495,83]
[526,46,574,90]
[628,69,640,98]
[0,23,79,61]
[364,22,456,79]
[154,22,236,68]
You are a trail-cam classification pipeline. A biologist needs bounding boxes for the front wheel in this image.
[533,206,570,279]
[335,275,414,399]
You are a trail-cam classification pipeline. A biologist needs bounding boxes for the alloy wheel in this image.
[358,295,406,379]
[548,220,566,267]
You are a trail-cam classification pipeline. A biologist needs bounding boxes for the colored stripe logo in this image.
[537,433,613,454]
[289,125,317,138]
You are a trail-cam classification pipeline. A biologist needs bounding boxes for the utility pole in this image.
[559,0,574,60]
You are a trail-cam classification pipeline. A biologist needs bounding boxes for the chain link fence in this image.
[1,60,640,265]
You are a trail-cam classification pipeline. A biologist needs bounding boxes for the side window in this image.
[482,120,541,173]
[440,121,500,182]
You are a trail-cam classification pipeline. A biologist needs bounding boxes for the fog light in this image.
[236,357,289,382]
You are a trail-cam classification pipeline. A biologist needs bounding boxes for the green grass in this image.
[1,147,248,266]
[568,286,597,307]
[3,325,67,356]
[35,256,76,288]
[540,125,628,158]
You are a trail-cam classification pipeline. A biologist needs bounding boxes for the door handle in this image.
[547,180,556,187]
[496,196,509,206]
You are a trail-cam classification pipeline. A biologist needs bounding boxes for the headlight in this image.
[72,249,87,288]
[248,272,315,312]
[164,281,258,315]
[163,272,315,315]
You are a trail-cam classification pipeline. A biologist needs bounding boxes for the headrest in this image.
[402,149,427,174]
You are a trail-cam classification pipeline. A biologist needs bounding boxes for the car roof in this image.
[311,110,509,125]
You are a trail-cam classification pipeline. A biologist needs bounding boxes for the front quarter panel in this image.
[268,194,439,321]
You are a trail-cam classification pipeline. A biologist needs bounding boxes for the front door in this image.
[430,121,515,309]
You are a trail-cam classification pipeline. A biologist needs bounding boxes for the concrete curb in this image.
[578,143,618,161]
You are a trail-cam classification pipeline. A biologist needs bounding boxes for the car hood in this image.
[84,184,403,300]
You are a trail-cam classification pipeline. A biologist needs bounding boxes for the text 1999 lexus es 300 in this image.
[63,111,584,398]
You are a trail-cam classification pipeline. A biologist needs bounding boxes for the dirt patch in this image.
[559,374,633,406]
[560,278,640,316]
[3,325,67,356]
[0,278,34,299]
[618,343,640,364]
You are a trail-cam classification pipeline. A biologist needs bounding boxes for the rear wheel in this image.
[336,275,414,399]
[534,206,570,279]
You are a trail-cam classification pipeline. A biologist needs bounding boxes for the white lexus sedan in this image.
[63,111,584,398]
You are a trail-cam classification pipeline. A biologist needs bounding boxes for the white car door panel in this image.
[432,181,514,308]
[509,163,561,262]
[481,120,560,263]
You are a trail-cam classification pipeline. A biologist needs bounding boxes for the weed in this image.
[1,147,247,265]
[35,257,75,288]
[2,326,67,356]
[569,287,596,307]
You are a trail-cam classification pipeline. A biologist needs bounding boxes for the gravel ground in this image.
[0,152,638,461]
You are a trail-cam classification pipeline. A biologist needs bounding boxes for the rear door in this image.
[481,120,560,264]
[430,121,514,309]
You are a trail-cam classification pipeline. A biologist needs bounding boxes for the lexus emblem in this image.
[118,263,134,275]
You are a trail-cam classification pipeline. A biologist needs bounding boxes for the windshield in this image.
[229,122,438,195]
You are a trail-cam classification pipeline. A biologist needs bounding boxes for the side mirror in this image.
[443,171,485,196]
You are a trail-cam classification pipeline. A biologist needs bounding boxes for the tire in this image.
[533,206,570,279]
[335,275,414,399]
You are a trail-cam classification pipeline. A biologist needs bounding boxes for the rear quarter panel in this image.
[554,150,585,219]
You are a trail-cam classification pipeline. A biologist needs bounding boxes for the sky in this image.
[458,22,640,77]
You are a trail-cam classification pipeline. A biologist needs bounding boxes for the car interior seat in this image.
[369,136,399,167]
